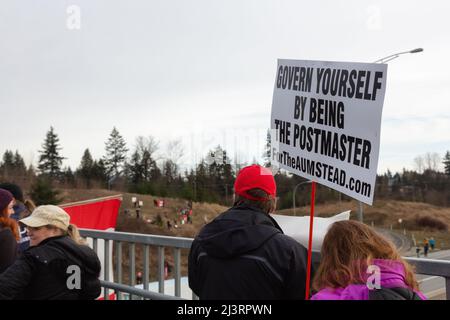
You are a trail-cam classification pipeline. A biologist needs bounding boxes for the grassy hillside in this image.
[59,189,450,280]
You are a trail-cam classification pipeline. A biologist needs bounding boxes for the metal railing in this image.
[80,228,193,300]
[80,228,450,300]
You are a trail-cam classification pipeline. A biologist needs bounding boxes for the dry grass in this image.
[60,189,450,279]
[60,189,228,280]
[277,199,450,230]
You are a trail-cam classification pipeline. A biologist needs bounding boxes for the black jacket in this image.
[0,227,17,273]
[0,235,101,300]
[188,204,308,300]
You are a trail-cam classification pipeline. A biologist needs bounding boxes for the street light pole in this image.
[373,48,423,64]
[293,181,312,216]
[353,48,425,223]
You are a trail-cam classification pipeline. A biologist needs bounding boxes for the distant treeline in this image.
[1,127,449,207]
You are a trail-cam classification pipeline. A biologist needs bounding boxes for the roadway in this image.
[376,228,448,300]
[414,250,450,300]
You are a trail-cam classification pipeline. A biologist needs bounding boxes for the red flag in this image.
[61,195,121,231]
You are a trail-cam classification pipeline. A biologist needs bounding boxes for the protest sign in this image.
[271,59,388,205]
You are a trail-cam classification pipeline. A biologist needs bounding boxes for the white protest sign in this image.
[271,210,350,251]
[270,60,388,205]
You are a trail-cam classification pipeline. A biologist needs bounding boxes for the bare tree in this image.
[134,136,160,181]
[424,152,440,171]
[165,139,184,166]
[135,136,159,159]
[413,155,424,173]
[162,139,185,179]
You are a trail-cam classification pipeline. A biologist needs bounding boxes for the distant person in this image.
[0,182,35,252]
[415,246,421,258]
[0,205,101,299]
[429,237,436,251]
[0,188,18,273]
[188,164,308,299]
[312,220,426,300]
[136,271,143,284]
[423,238,429,257]
[164,260,173,280]
[167,220,172,230]
[187,210,193,224]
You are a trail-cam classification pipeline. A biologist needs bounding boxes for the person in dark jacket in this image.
[0,183,34,252]
[188,164,308,300]
[0,205,101,300]
[0,188,18,273]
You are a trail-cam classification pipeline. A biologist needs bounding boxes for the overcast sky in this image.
[1,0,449,174]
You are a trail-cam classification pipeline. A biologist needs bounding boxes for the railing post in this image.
[104,240,110,300]
[129,243,136,300]
[93,238,98,254]
[446,277,450,300]
[158,246,165,294]
[143,245,150,293]
[116,241,122,300]
[174,248,181,297]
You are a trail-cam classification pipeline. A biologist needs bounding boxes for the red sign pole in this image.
[305,181,316,300]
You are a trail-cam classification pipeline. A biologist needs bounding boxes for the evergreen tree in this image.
[141,149,158,182]
[162,160,178,184]
[29,176,63,205]
[136,136,159,180]
[63,166,76,187]
[0,150,14,176]
[13,151,27,175]
[444,151,450,176]
[128,150,143,184]
[77,149,94,187]
[91,159,108,185]
[194,159,209,202]
[103,127,128,179]
[37,127,65,178]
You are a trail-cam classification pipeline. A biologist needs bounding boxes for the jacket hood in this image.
[196,204,284,258]
[38,236,101,276]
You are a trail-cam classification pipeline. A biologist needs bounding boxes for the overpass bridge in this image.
[80,228,450,300]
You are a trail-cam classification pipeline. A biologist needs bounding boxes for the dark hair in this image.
[234,188,276,214]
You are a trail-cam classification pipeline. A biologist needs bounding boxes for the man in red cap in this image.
[188,164,308,299]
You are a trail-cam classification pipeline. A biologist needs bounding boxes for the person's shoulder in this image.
[311,287,343,300]
[312,285,368,300]
[272,232,306,248]
[268,232,308,257]
[0,226,14,239]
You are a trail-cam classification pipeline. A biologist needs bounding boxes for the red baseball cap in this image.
[234,165,276,201]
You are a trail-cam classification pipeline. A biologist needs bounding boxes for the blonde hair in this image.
[45,223,86,245]
[313,220,419,292]
[67,223,86,245]
[23,199,36,215]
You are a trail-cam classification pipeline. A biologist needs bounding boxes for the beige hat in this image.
[20,205,70,231]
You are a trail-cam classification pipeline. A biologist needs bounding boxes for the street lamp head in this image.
[409,48,423,53]
[374,48,424,63]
